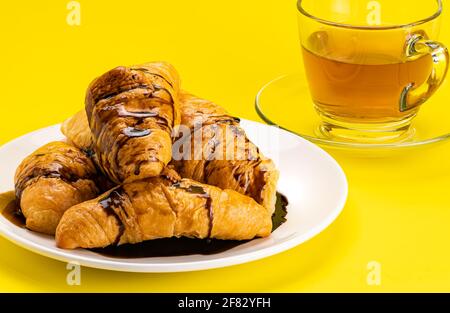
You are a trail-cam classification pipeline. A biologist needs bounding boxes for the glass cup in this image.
[297,0,449,143]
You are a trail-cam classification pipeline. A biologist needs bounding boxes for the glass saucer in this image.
[255,72,450,151]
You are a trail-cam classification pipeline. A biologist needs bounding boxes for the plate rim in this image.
[0,120,348,273]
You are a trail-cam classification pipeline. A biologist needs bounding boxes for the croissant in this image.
[14,141,99,234]
[62,92,279,213]
[61,110,93,152]
[56,169,271,249]
[85,61,180,184]
[172,92,279,214]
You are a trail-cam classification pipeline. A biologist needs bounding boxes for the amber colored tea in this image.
[302,46,433,123]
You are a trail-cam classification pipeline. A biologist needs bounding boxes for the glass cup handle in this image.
[400,34,449,112]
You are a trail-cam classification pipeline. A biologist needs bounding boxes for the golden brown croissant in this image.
[62,91,279,213]
[85,61,180,184]
[172,92,279,214]
[56,169,271,249]
[14,142,99,234]
[61,110,93,151]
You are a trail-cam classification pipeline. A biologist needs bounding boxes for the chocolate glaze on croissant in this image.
[14,142,99,234]
[62,91,279,213]
[172,92,279,214]
[56,169,272,249]
[85,62,180,184]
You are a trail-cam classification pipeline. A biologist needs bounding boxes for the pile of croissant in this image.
[14,62,279,250]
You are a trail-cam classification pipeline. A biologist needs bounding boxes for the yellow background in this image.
[1,0,450,292]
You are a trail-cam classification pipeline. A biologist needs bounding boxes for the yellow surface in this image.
[1,0,450,292]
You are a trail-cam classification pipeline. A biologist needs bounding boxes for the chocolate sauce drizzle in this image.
[151,85,176,109]
[94,102,158,181]
[14,155,95,200]
[172,182,214,238]
[99,188,127,245]
[272,192,288,231]
[90,67,177,181]
[96,84,150,103]
[197,122,264,204]
[202,125,220,181]
[192,114,240,133]
[0,190,288,258]
[123,127,151,138]
[82,148,95,158]
[1,193,25,228]
[130,67,174,88]
[117,106,158,118]
[133,160,146,176]
[91,192,288,258]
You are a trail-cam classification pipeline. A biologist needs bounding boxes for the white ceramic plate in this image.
[0,120,347,272]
